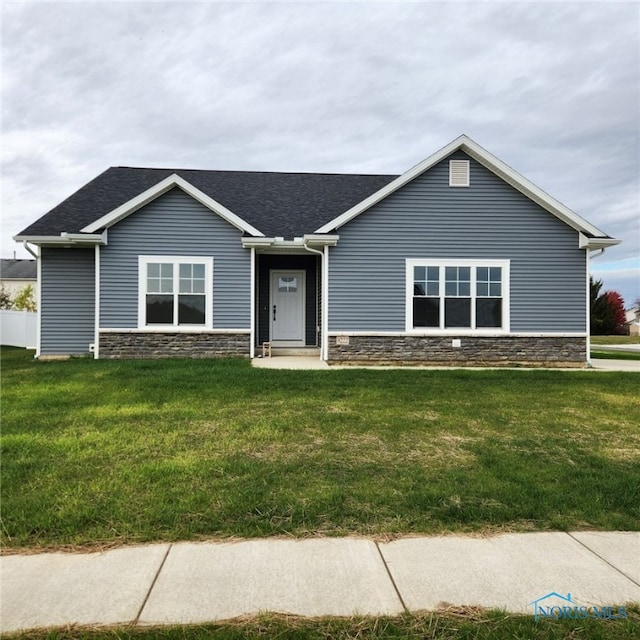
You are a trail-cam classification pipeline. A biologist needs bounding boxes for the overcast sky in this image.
[2,1,639,304]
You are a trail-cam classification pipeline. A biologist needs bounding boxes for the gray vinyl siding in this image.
[329,151,586,333]
[100,188,250,328]
[40,247,95,354]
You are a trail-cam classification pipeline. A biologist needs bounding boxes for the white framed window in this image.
[406,259,510,333]
[138,256,213,329]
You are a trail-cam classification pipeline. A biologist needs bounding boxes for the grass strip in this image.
[5,608,640,640]
[590,336,640,345]
[591,351,640,361]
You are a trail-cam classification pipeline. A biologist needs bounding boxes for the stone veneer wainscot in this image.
[328,335,587,367]
[99,332,250,359]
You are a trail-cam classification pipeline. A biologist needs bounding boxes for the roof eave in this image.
[241,237,276,249]
[241,235,340,254]
[303,234,339,247]
[579,233,621,250]
[13,232,107,246]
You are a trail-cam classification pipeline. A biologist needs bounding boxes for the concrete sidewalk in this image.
[1,532,639,634]
[590,358,640,372]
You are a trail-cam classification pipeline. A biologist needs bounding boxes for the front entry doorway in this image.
[270,270,305,346]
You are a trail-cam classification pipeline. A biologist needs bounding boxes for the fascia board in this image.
[270,239,305,248]
[595,238,621,248]
[242,237,275,248]
[579,233,621,250]
[13,235,65,244]
[315,134,608,239]
[13,234,105,246]
[81,174,265,237]
[303,234,340,246]
[61,232,107,244]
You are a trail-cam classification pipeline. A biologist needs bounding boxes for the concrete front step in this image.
[269,347,321,357]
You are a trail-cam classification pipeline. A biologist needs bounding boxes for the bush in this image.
[12,284,37,312]
[0,285,12,310]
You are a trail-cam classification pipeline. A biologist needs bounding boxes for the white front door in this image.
[270,270,305,346]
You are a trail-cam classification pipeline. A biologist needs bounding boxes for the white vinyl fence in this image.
[0,310,37,348]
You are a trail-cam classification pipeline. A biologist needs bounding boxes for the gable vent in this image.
[449,160,470,187]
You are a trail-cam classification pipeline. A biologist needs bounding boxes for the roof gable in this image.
[81,174,264,237]
[315,135,610,239]
[16,168,396,241]
[14,136,617,248]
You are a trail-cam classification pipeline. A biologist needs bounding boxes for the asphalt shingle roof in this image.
[18,167,398,240]
[0,259,37,280]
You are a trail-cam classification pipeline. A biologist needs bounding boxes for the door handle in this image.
[273,305,277,321]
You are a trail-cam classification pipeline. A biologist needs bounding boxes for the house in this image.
[14,135,620,365]
[0,258,37,296]
[625,307,640,337]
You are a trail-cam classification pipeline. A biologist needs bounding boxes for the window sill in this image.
[99,327,251,334]
[405,329,510,337]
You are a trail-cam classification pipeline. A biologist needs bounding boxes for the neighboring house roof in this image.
[0,259,37,280]
[16,167,397,240]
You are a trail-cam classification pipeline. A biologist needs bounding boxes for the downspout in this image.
[22,241,38,259]
[302,241,325,360]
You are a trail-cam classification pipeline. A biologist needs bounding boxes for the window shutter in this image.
[449,160,470,187]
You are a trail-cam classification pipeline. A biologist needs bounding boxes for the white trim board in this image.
[13,233,107,246]
[99,328,250,334]
[328,332,588,338]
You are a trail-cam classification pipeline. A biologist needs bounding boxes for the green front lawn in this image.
[591,336,640,345]
[1,348,639,550]
[591,350,640,361]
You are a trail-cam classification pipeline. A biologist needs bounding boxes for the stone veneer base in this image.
[328,335,587,367]
[99,332,250,359]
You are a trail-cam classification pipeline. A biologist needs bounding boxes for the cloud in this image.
[2,1,638,269]
[591,256,640,306]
